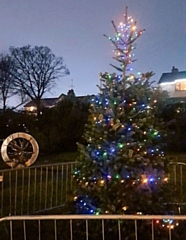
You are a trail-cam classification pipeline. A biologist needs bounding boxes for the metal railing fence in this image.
[170,162,186,203]
[0,161,186,218]
[0,214,186,240]
[0,162,76,217]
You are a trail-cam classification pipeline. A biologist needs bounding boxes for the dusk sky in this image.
[1,0,186,106]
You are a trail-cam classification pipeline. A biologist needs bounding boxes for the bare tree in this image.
[9,45,70,116]
[0,54,16,112]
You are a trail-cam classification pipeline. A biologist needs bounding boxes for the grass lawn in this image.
[167,152,186,163]
[0,151,78,170]
[35,151,78,164]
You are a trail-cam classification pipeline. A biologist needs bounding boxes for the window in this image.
[175,81,186,91]
[27,106,36,112]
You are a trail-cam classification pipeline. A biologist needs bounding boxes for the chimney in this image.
[171,66,179,73]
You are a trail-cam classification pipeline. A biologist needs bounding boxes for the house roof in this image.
[158,71,186,84]
[24,98,59,108]
[24,94,91,109]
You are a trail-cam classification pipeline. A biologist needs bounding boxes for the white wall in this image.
[160,84,186,98]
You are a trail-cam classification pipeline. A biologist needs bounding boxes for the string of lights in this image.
[73,7,171,218]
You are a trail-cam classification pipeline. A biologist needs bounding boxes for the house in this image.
[158,67,186,101]
[24,94,65,113]
[24,90,91,113]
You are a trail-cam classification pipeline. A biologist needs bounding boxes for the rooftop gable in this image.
[158,71,186,84]
[24,98,59,108]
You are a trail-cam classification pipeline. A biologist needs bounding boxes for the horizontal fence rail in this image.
[0,162,76,217]
[0,214,186,240]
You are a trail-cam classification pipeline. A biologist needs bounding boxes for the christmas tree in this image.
[73,7,172,215]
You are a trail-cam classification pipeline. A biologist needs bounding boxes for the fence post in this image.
[0,174,3,217]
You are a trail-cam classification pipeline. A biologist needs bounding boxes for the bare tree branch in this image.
[0,54,17,112]
[9,45,70,116]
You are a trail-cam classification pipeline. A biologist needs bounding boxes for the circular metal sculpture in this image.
[1,132,39,169]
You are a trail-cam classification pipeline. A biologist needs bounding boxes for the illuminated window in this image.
[175,81,186,91]
[29,106,36,111]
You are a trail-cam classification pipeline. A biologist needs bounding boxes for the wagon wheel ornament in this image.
[1,132,39,169]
